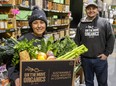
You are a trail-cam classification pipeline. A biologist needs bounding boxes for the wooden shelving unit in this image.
[0,2,17,39]
[44,0,70,40]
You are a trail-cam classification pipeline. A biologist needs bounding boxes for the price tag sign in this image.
[20,60,75,86]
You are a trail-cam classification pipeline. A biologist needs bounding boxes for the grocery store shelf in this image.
[0,14,8,20]
[43,9,69,14]
[0,29,15,33]
[0,4,13,7]
[47,24,68,28]
[18,4,31,10]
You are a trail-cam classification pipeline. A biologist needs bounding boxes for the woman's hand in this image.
[15,78,20,86]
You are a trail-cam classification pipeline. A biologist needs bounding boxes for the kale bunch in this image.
[0,38,17,64]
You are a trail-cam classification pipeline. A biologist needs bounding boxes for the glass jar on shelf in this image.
[113,19,116,24]
[0,20,5,30]
[7,19,13,29]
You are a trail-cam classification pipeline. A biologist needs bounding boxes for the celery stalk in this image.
[56,44,88,60]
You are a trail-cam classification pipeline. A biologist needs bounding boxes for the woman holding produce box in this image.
[74,2,115,86]
[8,6,48,86]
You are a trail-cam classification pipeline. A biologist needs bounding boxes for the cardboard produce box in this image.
[20,60,75,86]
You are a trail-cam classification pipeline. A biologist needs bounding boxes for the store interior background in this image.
[70,0,116,38]
[70,0,116,28]
[0,0,116,85]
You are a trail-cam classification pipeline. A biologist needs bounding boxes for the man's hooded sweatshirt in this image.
[74,15,115,58]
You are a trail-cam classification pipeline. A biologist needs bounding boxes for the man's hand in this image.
[15,78,20,86]
[98,54,108,60]
[76,57,81,64]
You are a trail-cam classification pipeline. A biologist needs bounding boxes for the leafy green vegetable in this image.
[38,36,77,57]
[51,36,77,57]
[56,44,88,60]
[0,38,17,64]
[0,38,17,59]
[12,39,40,65]
[0,36,79,65]
[40,36,54,53]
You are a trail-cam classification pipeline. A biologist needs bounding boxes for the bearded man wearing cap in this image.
[7,6,48,86]
[74,2,115,86]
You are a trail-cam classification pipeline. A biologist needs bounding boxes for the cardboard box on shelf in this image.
[65,29,69,36]
[0,0,15,5]
[59,30,64,38]
[15,0,22,5]
[35,0,43,9]
[64,0,70,5]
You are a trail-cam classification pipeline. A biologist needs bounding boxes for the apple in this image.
[46,50,54,57]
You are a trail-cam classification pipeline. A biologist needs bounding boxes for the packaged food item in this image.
[7,20,13,29]
[0,64,10,86]
[0,65,7,78]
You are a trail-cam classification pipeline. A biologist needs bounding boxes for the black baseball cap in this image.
[86,2,98,9]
